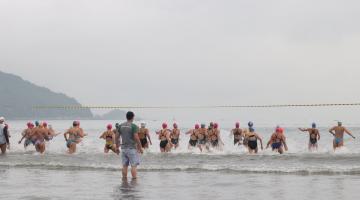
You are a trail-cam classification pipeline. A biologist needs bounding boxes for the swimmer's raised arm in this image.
[298,128,308,132]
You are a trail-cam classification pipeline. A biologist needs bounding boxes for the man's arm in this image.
[344,127,356,139]
[317,130,321,140]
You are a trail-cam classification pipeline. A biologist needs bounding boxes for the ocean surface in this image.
[1,120,360,200]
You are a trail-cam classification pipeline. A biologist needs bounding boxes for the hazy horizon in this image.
[1,0,360,124]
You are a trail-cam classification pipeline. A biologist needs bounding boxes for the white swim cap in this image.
[0,117,4,122]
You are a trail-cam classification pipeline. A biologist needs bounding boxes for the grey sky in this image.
[1,0,360,124]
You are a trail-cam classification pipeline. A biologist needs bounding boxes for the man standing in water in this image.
[0,117,10,154]
[329,122,355,151]
[118,111,143,179]
[299,123,321,151]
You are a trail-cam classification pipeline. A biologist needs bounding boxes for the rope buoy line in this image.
[33,103,360,110]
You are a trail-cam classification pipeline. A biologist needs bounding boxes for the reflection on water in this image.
[112,178,142,200]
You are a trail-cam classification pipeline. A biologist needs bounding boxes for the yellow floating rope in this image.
[33,103,360,110]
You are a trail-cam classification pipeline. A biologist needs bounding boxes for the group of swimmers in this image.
[131,121,356,154]
[0,116,356,155]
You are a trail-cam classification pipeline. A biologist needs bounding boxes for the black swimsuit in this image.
[189,131,198,147]
[160,140,168,149]
[170,130,179,145]
[211,140,219,147]
[247,135,258,150]
[310,130,317,145]
[159,131,168,149]
[140,138,148,147]
[189,139,197,147]
[171,138,179,145]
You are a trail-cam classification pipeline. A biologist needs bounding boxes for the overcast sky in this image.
[1,0,360,125]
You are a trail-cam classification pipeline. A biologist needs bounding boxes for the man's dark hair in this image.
[126,111,135,121]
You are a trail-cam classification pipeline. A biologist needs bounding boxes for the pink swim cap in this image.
[195,124,200,129]
[162,123,167,129]
[235,122,240,128]
[173,123,178,128]
[43,122,48,127]
[27,122,32,128]
[107,124,112,130]
[214,123,218,129]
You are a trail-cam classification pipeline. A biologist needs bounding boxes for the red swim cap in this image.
[214,123,218,129]
[27,122,32,128]
[107,124,112,130]
[195,124,200,129]
[43,122,48,127]
[276,127,284,133]
[235,122,240,128]
[162,123,167,129]
[173,123,178,128]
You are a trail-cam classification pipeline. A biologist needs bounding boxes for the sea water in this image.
[1,120,360,200]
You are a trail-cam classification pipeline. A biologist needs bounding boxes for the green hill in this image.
[0,71,93,119]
